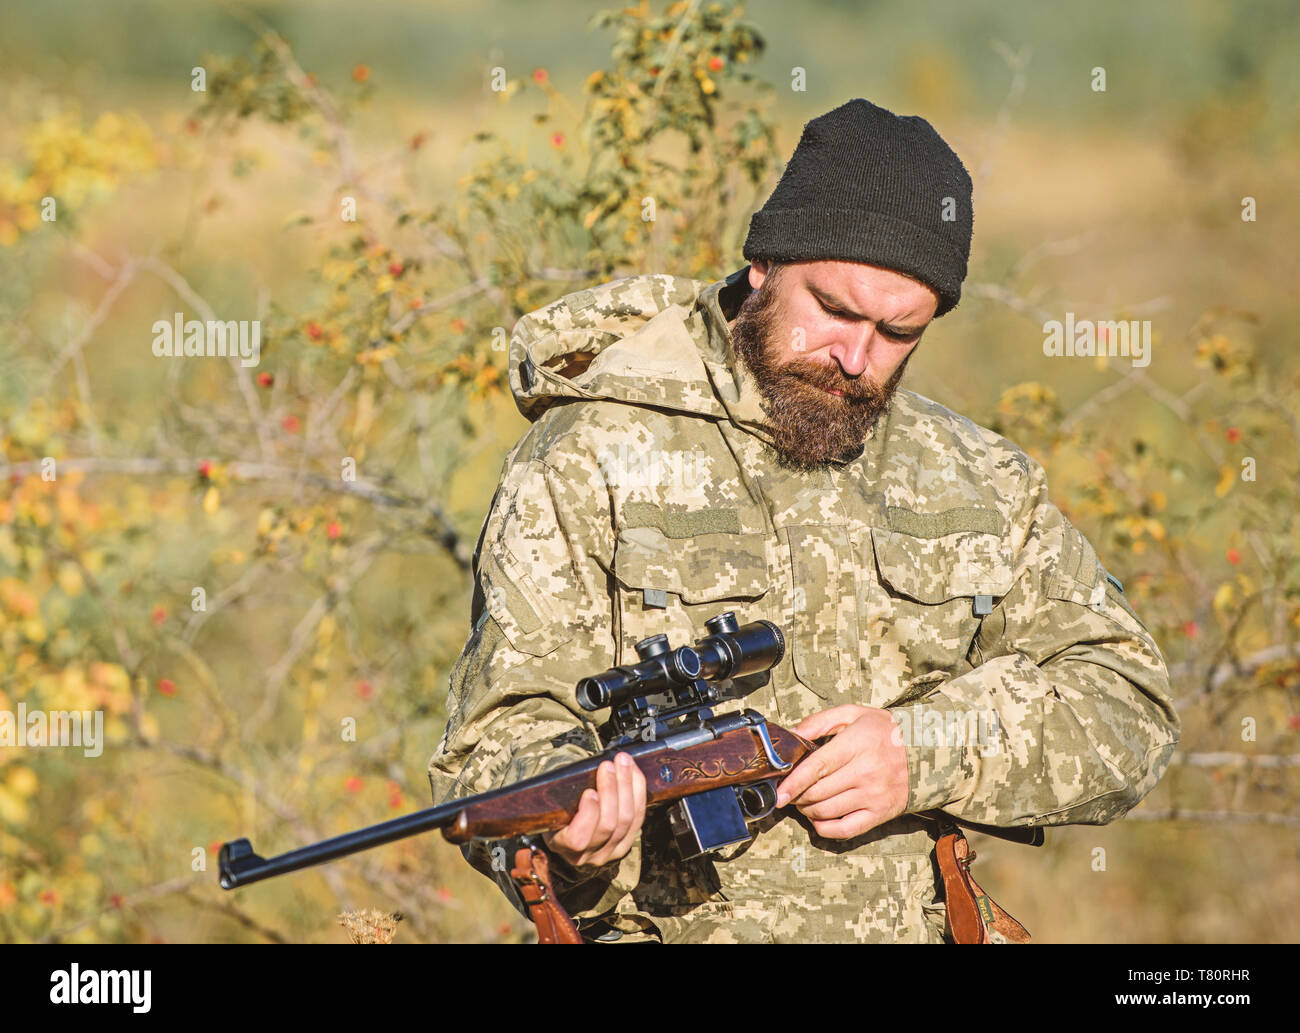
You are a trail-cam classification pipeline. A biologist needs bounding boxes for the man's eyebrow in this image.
[807,284,928,336]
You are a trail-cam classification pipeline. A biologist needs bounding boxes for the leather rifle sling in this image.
[935,828,1031,944]
[510,844,583,944]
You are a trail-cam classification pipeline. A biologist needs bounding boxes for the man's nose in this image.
[827,327,872,377]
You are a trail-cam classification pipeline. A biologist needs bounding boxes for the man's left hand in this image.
[775,704,910,839]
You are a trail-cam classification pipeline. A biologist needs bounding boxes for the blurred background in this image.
[0,0,1297,943]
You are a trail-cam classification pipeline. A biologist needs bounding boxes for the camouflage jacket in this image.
[428,267,1180,943]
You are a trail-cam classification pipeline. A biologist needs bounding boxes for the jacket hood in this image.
[508,269,776,443]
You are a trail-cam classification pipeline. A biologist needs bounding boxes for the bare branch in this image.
[1125,808,1300,829]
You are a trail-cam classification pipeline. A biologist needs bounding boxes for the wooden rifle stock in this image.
[219,715,814,890]
[443,720,814,842]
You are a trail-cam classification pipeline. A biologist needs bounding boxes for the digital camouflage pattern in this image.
[427,268,1180,943]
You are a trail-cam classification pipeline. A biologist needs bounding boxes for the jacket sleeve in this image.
[427,441,641,922]
[896,454,1181,829]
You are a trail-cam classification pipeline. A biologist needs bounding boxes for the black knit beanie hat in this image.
[743,99,974,317]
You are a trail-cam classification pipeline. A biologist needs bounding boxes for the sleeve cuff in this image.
[890,701,982,814]
[546,834,643,920]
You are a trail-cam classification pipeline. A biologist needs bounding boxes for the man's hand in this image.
[542,751,646,869]
[775,704,910,839]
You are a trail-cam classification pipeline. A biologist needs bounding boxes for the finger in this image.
[809,808,884,841]
[592,753,642,862]
[786,760,865,807]
[612,752,636,837]
[590,759,620,850]
[545,788,599,856]
[775,737,852,806]
[609,760,647,858]
[791,704,868,742]
[796,785,871,822]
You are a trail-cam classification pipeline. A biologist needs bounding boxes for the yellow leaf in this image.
[57,563,84,598]
[1214,466,1234,498]
[6,766,37,797]
[203,486,220,514]
[583,207,601,230]
[1149,490,1167,512]
[1213,582,1235,613]
[0,787,27,825]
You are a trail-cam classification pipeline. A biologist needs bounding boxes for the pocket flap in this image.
[871,525,1014,604]
[1045,516,1110,609]
[613,528,770,603]
[482,548,575,657]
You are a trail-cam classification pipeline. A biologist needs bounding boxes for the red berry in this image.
[282,415,301,433]
[388,261,404,277]
[345,776,363,794]
[707,56,724,72]
[158,678,177,697]
[198,460,213,478]
[326,521,341,540]
[151,605,167,627]
[1226,548,1241,565]
[1288,715,1300,730]
[305,322,324,340]
[1182,621,1199,639]
[356,680,374,700]
[1225,427,1241,443]
[532,68,548,84]
[256,372,273,387]
[550,132,565,148]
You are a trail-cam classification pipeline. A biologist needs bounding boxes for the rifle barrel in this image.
[219,797,467,889]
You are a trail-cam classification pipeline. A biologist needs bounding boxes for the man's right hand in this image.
[542,751,646,869]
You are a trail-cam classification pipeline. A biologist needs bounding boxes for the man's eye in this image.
[880,328,919,343]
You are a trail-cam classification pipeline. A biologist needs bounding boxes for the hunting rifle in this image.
[219,612,815,890]
[218,610,1040,895]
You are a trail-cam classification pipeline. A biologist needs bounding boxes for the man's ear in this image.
[748,259,770,291]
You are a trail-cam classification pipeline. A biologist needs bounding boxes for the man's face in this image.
[729,259,938,470]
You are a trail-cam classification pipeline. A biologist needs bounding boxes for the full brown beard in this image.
[730,273,913,471]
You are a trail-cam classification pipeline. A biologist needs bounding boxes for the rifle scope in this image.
[576,613,784,712]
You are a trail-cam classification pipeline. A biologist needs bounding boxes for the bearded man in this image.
[428,99,1179,943]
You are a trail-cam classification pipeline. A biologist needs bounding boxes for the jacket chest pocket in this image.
[611,527,772,663]
[788,525,858,703]
[868,524,1016,684]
